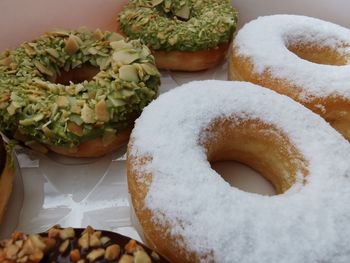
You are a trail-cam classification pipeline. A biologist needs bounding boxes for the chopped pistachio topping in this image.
[118,0,238,51]
[0,28,160,148]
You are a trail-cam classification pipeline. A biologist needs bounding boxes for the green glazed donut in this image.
[118,0,237,71]
[118,0,238,52]
[0,28,160,157]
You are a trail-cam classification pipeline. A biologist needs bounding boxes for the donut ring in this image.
[127,80,350,262]
[229,15,350,140]
[0,138,15,223]
[0,28,160,157]
[118,0,237,71]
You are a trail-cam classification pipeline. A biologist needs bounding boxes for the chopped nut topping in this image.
[0,226,168,262]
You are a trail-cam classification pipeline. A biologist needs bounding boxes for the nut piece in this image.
[78,232,89,250]
[28,235,46,251]
[89,232,102,247]
[65,35,80,55]
[100,236,110,245]
[125,239,138,254]
[5,244,19,258]
[28,250,44,263]
[87,248,105,261]
[48,227,60,239]
[105,244,120,261]
[59,239,70,254]
[118,254,134,263]
[70,249,81,262]
[59,227,75,240]
[134,250,152,263]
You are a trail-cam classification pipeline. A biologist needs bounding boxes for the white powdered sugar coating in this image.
[233,14,350,101]
[130,80,350,263]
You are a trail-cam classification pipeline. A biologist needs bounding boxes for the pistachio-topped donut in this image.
[118,0,237,71]
[0,28,160,157]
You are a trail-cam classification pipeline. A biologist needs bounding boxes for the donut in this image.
[0,137,15,224]
[229,14,350,140]
[0,28,160,157]
[127,80,350,262]
[0,225,169,262]
[118,0,237,71]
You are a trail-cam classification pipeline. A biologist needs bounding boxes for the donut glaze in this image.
[127,80,350,263]
[229,15,350,140]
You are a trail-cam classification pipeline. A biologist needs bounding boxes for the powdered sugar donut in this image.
[229,15,350,140]
[127,80,350,263]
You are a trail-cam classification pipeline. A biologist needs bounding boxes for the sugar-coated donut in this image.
[127,80,350,263]
[118,0,237,71]
[0,28,160,157]
[0,137,15,224]
[229,15,350,140]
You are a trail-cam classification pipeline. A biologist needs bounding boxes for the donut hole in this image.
[54,63,100,85]
[287,43,348,66]
[203,118,308,195]
[211,161,276,196]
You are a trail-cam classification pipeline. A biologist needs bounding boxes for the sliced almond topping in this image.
[67,121,84,136]
[95,99,109,122]
[65,35,80,55]
[93,29,104,40]
[56,96,69,107]
[0,56,12,67]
